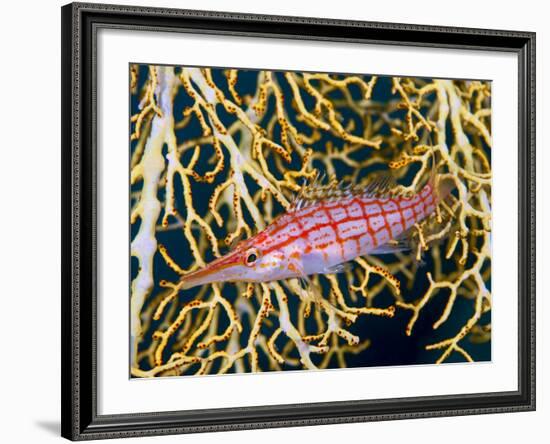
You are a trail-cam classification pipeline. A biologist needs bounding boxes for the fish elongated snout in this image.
[179,267,223,290]
[179,254,247,289]
[179,271,207,290]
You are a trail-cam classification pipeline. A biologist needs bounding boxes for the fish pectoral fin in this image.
[301,275,324,302]
[286,258,327,302]
[369,239,411,255]
[322,263,352,275]
[290,262,324,302]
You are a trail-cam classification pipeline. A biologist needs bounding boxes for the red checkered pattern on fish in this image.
[257,183,436,263]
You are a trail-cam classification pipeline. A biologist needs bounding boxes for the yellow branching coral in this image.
[130,65,492,377]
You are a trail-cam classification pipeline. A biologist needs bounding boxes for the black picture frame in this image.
[61,2,536,440]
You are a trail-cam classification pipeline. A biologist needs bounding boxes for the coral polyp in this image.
[129,65,492,378]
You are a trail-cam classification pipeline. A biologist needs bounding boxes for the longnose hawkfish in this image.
[180,163,455,291]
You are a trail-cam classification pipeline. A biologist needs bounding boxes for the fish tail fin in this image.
[435,175,456,202]
[428,145,437,189]
[427,146,455,203]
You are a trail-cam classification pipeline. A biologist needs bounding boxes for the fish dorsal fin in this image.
[290,172,399,211]
[362,173,399,198]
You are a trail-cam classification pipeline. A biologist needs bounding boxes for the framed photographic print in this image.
[61,2,536,440]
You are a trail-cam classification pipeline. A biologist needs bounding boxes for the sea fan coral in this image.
[129,65,492,377]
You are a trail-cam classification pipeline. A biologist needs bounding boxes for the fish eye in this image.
[245,249,259,266]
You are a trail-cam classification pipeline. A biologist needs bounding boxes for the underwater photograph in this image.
[129,64,492,378]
